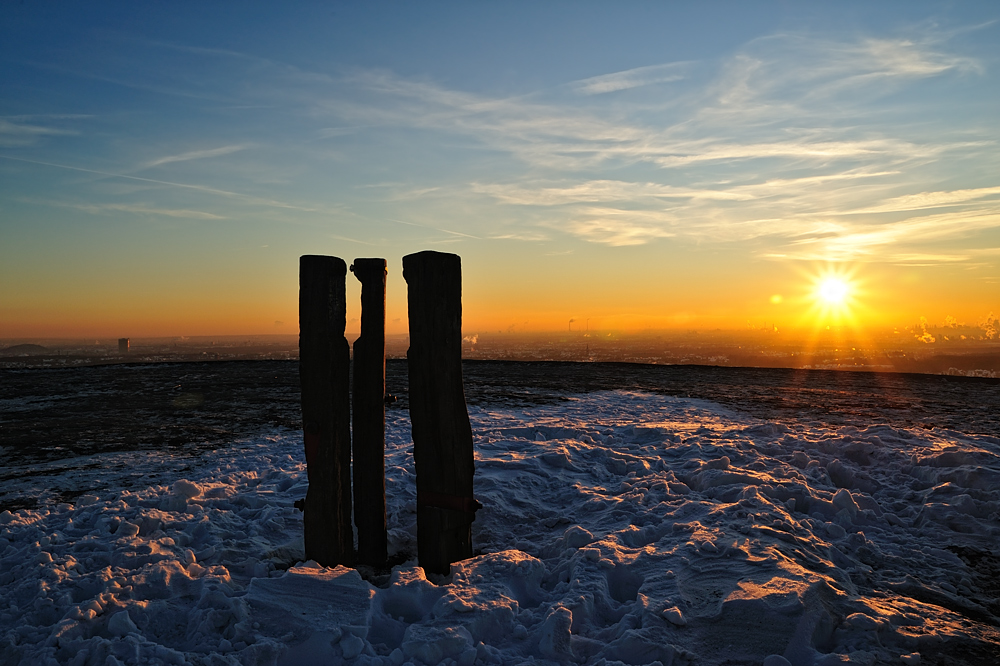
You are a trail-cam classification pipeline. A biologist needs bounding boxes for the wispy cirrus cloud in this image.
[845,185,1000,214]
[3,114,94,121]
[699,33,981,122]
[12,25,993,264]
[649,137,962,169]
[474,180,748,205]
[344,29,988,255]
[60,201,227,220]
[785,208,1000,262]
[142,144,248,169]
[804,34,982,98]
[559,208,677,247]
[325,70,648,170]
[326,29,984,179]
[0,118,78,147]
[571,62,689,95]
[474,170,1000,257]
[884,252,970,265]
[327,233,374,245]
[385,217,482,240]
[488,231,551,242]
[857,36,980,77]
[0,155,321,214]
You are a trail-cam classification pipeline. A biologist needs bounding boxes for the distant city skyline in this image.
[2,2,999,338]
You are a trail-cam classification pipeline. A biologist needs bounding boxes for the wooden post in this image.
[403,250,478,575]
[299,255,353,566]
[351,258,388,566]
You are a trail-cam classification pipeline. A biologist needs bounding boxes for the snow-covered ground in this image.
[2,390,999,665]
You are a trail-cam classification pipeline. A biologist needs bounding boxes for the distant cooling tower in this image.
[118,338,129,354]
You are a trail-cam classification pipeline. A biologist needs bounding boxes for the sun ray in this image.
[802,264,862,326]
[783,262,881,374]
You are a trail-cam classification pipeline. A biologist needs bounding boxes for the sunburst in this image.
[806,266,860,323]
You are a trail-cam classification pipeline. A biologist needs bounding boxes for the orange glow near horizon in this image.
[0,255,994,341]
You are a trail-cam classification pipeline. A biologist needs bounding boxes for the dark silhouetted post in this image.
[299,255,353,566]
[351,258,388,566]
[403,250,478,575]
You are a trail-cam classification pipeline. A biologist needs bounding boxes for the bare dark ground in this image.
[4,359,1000,466]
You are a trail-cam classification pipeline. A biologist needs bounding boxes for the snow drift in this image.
[2,391,998,665]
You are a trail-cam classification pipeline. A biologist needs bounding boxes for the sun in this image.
[818,278,849,305]
[791,262,873,357]
[802,265,862,324]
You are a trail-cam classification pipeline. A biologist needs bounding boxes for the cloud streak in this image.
[321,29,985,183]
[8,23,994,267]
[847,186,1000,214]
[0,155,320,213]
[49,201,227,220]
[571,62,688,95]
[561,208,677,247]
[142,144,248,169]
[474,180,749,206]
[0,118,78,147]
[785,208,1000,261]
[329,29,989,257]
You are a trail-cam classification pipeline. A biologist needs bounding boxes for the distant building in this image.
[118,338,129,354]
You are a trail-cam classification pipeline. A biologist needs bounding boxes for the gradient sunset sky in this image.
[2,2,999,338]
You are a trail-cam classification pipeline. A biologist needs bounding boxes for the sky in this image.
[2,1,1000,339]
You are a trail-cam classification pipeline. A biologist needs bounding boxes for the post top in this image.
[403,250,460,261]
[350,258,388,276]
[402,251,461,281]
[300,255,348,274]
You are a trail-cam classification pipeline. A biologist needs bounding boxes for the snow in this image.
[2,390,999,664]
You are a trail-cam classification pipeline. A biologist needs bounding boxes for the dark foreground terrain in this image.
[4,359,999,468]
[3,361,1000,664]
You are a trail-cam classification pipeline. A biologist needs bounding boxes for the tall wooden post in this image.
[299,255,353,567]
[351,258,388,566]
[403,251,478,575]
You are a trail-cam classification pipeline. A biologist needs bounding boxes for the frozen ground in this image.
[5,360,1000,513]
[2,389,1000,665]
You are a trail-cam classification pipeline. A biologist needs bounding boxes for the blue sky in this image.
[2,2,999,337]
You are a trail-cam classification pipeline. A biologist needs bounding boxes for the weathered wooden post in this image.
[351,258,388,566]
[299,255,354,566]
[403,250,478,575]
